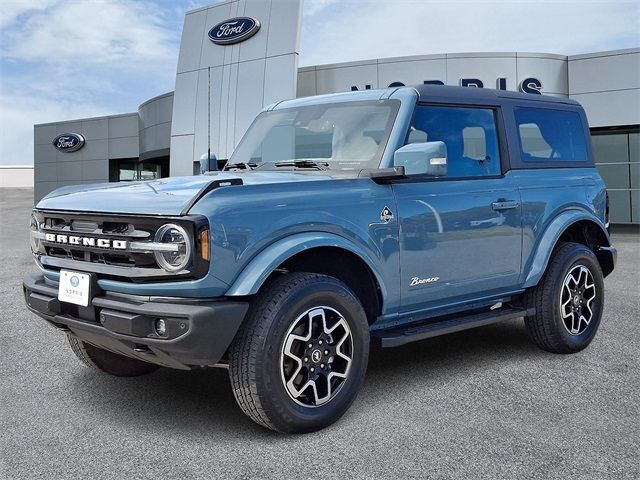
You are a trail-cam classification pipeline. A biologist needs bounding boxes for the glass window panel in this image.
[596,163,631,190]
[632,190,640,223]
[608,190,632,223]
[139,163,161,180]
[409,106,501,177]
[591,133,629,164]
[118,162,137,181]
[231,100,400,170]
[629,133,639,162]
[514,107,587,162]
[630,162,639,190]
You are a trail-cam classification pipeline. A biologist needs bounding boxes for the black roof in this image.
[410,84,580,106]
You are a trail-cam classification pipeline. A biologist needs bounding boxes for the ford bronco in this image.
[24,85,616,433]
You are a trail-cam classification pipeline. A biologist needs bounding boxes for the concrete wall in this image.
[0,167,33,188]
[33,113,138,201]
[567,49,640,224]
[568,48,640,128]
[297,52,569,97]
[170,0,303,176]
[138,92,173,161]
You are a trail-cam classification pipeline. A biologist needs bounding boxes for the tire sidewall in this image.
[547,245,605,349]
[255,277,369,433]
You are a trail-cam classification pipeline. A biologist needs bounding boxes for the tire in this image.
[67,335,159,377]
[229,272,369,433]
[524,242,605,354]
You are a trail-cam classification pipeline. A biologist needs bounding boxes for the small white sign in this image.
[58,270,91,307]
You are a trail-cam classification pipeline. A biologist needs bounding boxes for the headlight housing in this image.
[153,223,192,272]
[29,213,42,255]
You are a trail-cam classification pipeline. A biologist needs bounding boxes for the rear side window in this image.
[514,107,588,162]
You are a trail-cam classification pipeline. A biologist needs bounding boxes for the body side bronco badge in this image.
[380,206,394,223]
[410,276,440,286]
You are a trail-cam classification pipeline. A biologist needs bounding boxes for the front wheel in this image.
[524,242,605,354]
[229,273,369,433]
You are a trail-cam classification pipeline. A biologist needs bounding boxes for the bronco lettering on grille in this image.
[44,233,127,250]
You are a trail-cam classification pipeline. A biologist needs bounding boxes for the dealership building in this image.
[28,0,639,224]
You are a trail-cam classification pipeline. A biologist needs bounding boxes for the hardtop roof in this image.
[272,84,580,111]
[413,84,580,105]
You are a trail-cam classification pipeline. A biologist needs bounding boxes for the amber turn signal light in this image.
[200,229,210,261]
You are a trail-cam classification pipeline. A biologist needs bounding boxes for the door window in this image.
[408,106,502,177]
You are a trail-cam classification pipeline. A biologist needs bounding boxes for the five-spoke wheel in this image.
[525,242,604,354]
[560,265,597,335]
[281,307,353,407]
[229,272,369,433]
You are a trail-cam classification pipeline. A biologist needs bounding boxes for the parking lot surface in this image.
[1,188,638,479]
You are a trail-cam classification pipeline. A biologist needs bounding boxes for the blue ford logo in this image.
[208,17,260,45]
[53,133,85,153]
[70,276,80,287]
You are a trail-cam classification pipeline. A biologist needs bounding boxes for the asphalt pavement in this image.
[1,188,638,479]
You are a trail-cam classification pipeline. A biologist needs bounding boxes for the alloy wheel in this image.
[560,264,597,335]
[280,306,353,407]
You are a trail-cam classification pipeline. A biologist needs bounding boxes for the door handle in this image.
[491,200,520,211]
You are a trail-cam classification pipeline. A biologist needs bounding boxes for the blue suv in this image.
[24,85,616,433]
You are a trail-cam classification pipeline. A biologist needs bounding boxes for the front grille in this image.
[41,214,155,266]
[33,210,209,281]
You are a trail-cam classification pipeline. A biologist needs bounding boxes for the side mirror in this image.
[394,141,447,176]
[199,152,217,174]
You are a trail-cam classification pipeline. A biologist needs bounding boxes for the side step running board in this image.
[373,307,535,348]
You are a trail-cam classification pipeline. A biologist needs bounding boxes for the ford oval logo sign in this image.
[208,17,260,45]
[52,133,85,153]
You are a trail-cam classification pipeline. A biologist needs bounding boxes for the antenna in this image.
[207,66,211,170]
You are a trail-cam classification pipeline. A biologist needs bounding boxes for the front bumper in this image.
[23,272,248,370]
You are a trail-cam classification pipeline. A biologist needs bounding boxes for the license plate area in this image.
[58,270,94,307]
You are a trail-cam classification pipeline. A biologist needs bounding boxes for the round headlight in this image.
[154,224,191,272]
[29,214,41,254]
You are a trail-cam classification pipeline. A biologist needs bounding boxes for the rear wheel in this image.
[67,335,159,377]
[229,272,369,433]
[524,242,605,353]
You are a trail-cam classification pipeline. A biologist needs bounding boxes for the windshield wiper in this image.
[223,162,257,171]
[274,160,329,170]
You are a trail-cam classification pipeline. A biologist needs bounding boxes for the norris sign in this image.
[352,77,544,94]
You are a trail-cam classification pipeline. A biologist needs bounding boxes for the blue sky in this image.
[1,0,638,166]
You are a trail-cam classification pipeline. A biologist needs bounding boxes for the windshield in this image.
[229,99,400,170]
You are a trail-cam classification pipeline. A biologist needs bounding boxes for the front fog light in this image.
[155,318,167,336]
[154,223,191,272]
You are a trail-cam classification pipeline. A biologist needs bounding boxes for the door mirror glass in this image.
[394,141,447,176]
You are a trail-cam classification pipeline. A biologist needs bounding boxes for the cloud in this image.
[0,0,58,30]
[300,0,640,66]
[0,91,111,151]
[0,0,182,166]
[304,0,343,16]
[2,0,178,68]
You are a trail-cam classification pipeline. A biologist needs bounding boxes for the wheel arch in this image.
[225,233,387,323]
[523,211,615,288]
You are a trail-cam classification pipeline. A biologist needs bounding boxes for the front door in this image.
[393,104,522,314]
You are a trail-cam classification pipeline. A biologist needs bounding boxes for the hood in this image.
[36,171,332,215]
